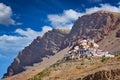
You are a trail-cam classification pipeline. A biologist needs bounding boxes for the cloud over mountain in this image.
[47,3,120,29]
[86,4,120,14]
[0,26,52,54]
[48,9,83,29]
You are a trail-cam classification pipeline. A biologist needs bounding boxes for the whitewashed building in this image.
[64,39,114,60]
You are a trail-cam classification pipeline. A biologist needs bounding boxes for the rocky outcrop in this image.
[3,29,69,78]
[62,11,120,48]
[82,69,120,80]
[116,29,120,37]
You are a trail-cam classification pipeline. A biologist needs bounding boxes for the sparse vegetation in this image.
[50,59,62,68]
[28,68,50,80]
[101,56,107,62]
[115,54,120,57]
[115,54,120,59]
[28,56,120,80]
[50,62,60,68]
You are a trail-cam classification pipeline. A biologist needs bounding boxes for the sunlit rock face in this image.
[63,11,120,48]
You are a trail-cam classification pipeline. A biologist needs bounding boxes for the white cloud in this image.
[48,4,120,29]
[0,26,52,53]
[86,4,120,14]
[42,26,53,33]
[48,9,83,29]
[16,26,52,39]
[0,3,15,26]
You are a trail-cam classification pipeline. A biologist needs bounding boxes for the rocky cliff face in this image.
[3,29,69,78]
[63,11,120,48]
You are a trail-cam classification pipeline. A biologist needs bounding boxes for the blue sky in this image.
[0,0,120,78]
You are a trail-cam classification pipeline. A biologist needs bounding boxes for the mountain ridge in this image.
[3,29,69,78]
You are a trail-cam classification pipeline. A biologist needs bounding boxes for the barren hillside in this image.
[29,55,120,80]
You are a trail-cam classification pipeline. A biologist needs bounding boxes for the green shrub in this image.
[115,54,120,59]
[115,54,120,57]
[101,56,107,62]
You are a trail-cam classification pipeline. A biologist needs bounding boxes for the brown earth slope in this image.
[29,56,120,80]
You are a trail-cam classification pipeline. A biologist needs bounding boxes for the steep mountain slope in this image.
[63,11,120,50]
[3,29,70,78]
[98,27,120,54]
[3,10,120,79]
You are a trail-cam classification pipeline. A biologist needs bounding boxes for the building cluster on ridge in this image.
[64,38,114,60]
